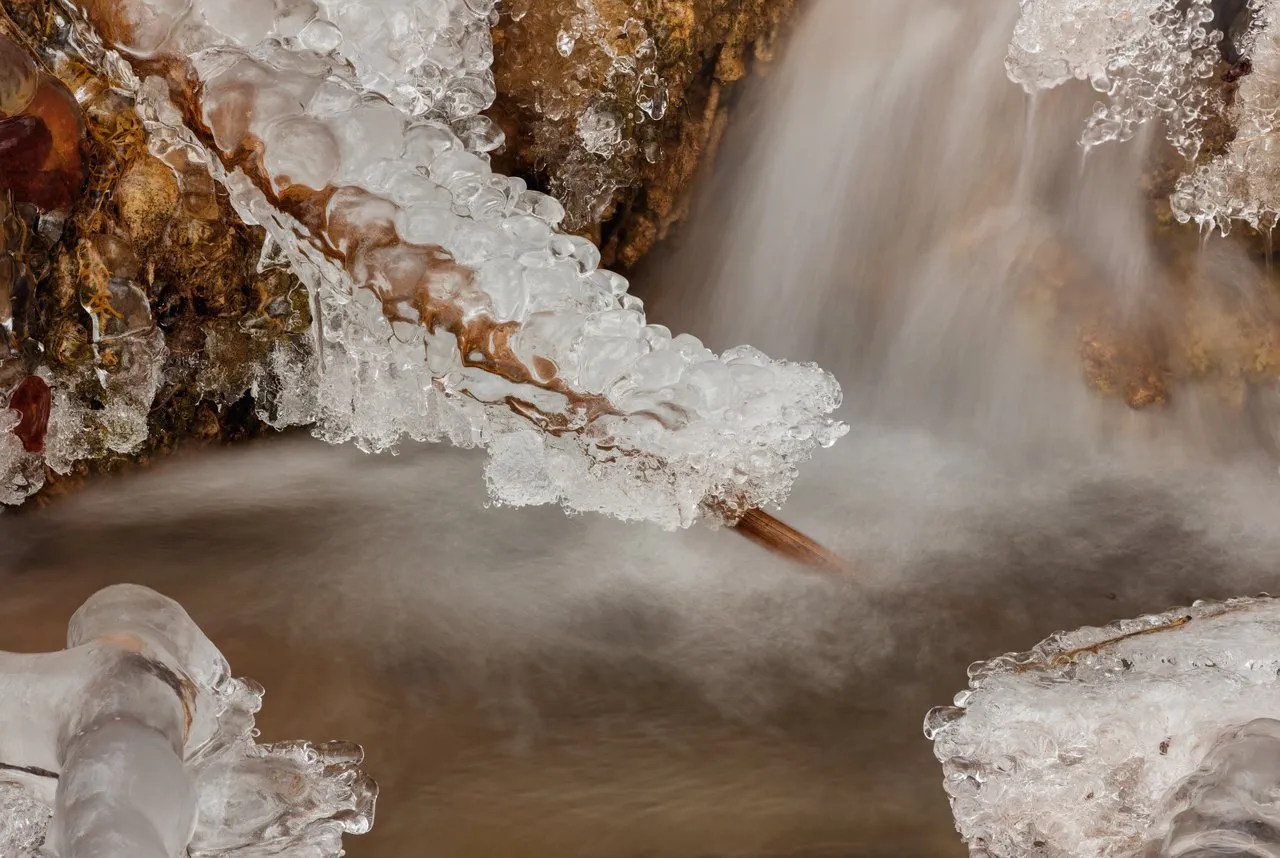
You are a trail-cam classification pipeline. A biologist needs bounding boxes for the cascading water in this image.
[646,0,1280,464]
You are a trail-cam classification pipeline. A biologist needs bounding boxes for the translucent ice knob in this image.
[0,584,376,857]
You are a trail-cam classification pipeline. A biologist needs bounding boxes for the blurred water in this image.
[6,428,1280,857]
[645,0,1280,463]
[7,0,1280,856]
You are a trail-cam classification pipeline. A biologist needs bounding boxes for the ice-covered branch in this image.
[927,596,1280,858]
[0,584,376,857]
[48,0,846,529]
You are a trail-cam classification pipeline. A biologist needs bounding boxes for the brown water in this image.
[8,0,1280,855]
[7,434,1280,857]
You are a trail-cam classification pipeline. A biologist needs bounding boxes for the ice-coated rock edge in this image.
[927,595,1280,858]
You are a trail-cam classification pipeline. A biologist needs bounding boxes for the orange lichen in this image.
[74,238,122,321]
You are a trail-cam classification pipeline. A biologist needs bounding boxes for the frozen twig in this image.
[56,0,845,529]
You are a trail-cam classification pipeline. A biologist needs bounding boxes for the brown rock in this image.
[491,0,799,269]
[114,155,181,251]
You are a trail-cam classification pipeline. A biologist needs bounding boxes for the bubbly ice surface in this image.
[1007,0,1222,157]
[927,596,1280,858]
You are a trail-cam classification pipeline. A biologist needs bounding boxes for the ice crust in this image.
[0,584,375,857]
[927,596,1280,858]
[29,0,850,529]
[1006,0,1223,157]
[1173,1,1280,233]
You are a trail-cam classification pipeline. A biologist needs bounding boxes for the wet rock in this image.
[0,1,311,506]
[490,0,798,269]
[8,374,49,453]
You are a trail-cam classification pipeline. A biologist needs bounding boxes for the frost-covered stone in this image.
[927,596,1280,858]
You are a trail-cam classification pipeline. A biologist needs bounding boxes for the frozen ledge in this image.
[927,595,1280,858]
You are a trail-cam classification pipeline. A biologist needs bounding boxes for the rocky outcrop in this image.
[490,0,798,268]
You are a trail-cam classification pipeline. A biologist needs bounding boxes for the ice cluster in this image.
[1004,0,1280,239]
[546,0,668,226]
[54,0,845,528]
[0,584,375,857]
[1006,0,1224,157]
[927,596,1280,858]
[553,0,668,131]
[1173,1,1280,233]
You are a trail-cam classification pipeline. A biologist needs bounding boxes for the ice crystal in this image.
[1173,1,1280,233]
[1006,0,1223,157]
[56,0,845,529]
[537,0,667,224]
[927,596,1280,858]
[0,584,375,857]
[305,0,499,124]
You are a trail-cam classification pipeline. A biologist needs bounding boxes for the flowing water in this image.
[8,0,1280,856]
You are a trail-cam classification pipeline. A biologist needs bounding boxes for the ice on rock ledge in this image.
[926,596,1280,858]
[1007,0,1223,157]
[63,0,847,529]
[0,584,376,857]
[1174,1,1280,233]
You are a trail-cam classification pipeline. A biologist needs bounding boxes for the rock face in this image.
[490,0,797,269]
[1,0,309,503]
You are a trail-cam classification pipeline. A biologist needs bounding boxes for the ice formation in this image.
[0,584,375,857]
[1004,0,1280,238]
[545,0,668,226]
[1146,717,1280,857]
[927,596,1280,858]
[1006,0,1224,157]
[1174,1,1280,233]
[0,0,846,529]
